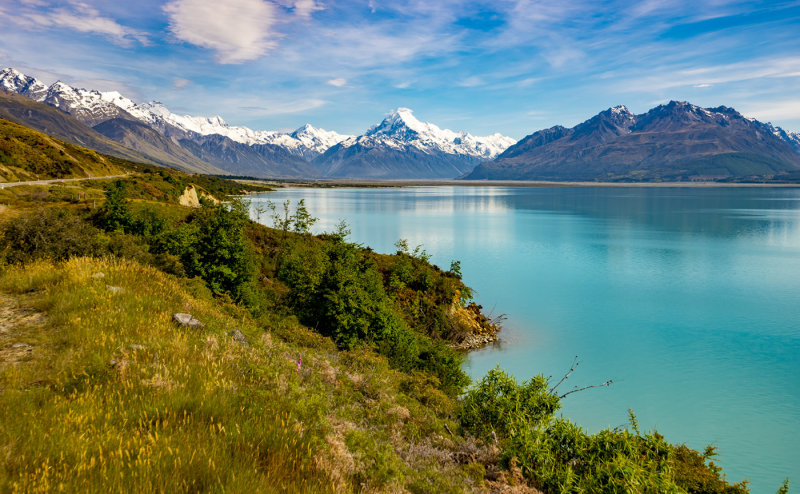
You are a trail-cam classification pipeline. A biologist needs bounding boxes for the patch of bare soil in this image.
[0,294,45,366]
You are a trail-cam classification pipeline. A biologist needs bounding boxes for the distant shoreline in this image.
[235,178,800,189]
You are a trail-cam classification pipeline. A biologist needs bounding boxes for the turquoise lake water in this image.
[250,186,800,492]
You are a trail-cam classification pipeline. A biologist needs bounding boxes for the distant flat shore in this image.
[236,178,800,188]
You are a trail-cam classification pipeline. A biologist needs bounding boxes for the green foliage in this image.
[672,444,750,493]
[461,367,560,440]
[291,199,317,234]
[153,199,256,303]
[461,368,749,493]
[448,260,463,279]
[94,180,133,232]
[0,208,103,263]
[507,417,681,493]
[276,234,469,394]
[266,199,318,235]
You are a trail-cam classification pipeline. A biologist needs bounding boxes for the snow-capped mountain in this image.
[316,108,516,179]
[0,68,49,101]
[0,67,351,161]
[120,101,351,159]
[465,101,800,181]
[356,107,515,159]
[42,81,139,127]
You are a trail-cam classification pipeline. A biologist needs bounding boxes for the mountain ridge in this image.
[1,67,516,179]
[465,101,800,182]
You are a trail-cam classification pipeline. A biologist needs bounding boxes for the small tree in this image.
[95,180,132,232]
[291,199,317,234]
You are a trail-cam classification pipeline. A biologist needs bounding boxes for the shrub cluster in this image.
[276,232,469,395]
[460,368,750,493]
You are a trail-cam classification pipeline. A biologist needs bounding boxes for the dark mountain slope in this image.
[93,118,225,175]
[177,134,320,178]
[316,140,479,179]
[465,101,800,182]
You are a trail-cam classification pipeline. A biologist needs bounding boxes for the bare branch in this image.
[549,355,580,394]
[558,379,614,399]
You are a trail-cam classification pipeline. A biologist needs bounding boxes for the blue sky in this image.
[1,0,799,138]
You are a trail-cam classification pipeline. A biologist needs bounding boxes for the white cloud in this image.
[173,78,191,88]
[237,97,327,115]
[326,77,348,87]
[164,0,279,64]
[741,100,800,123]
[291,0,321,19]
[623,56,800,92]
[10,1,148,47]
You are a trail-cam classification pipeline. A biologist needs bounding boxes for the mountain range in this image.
[2,67,800,182]
[466,102,800,182]
[0,68,514,179]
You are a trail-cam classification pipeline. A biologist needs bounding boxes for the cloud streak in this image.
[7,1,148,47]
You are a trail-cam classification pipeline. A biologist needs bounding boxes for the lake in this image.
[249,185,800,491]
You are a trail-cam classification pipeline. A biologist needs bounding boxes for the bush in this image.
[460,367,560,440]
[461,368,749,493]
[1,208,103,263]
[276,234,470,394]
[93,180,132,232]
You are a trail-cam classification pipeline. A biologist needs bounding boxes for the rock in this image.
[128,344,146,351]
[178,185,201,208]
[91,272,105,279]
[228,329,249,346]
[11,343,32,351]
[173,313,204,329]
[106,285,123,293]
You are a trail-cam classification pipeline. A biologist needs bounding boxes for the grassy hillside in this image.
[0,118,128,182]
[0,119,757,492]
[0,91,163,168]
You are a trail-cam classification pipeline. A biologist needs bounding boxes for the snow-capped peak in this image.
[0,67,49,101]
[352,107,515,159]
[100,91,136,111]
[610,104,630,114]
[366,107,435,137]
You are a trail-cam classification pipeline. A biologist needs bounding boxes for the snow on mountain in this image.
[1,68,351,158]
[344,108,515,159]
[122,101,350,158]
[0,68,48,101]
[39,81,136,126]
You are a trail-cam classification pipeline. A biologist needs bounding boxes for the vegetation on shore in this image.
[0,121,759,492]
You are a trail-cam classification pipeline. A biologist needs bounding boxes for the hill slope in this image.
[0,91,162,167]
[0,118,128,182]
[465,102,800,182]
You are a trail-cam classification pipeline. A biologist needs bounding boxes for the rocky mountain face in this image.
[0,91,168,168]
[0,68,49,101]
[175,133,318,178]
[465,102,800,182]
[316,108,516,179]
[0,68,516,179]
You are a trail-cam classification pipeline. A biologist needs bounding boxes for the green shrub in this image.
[93,180,133,232]
[0,208,103,263]
[276,234,469,394]
[460,367,560,440]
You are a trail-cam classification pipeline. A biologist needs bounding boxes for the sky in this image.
[0,0,799,139]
